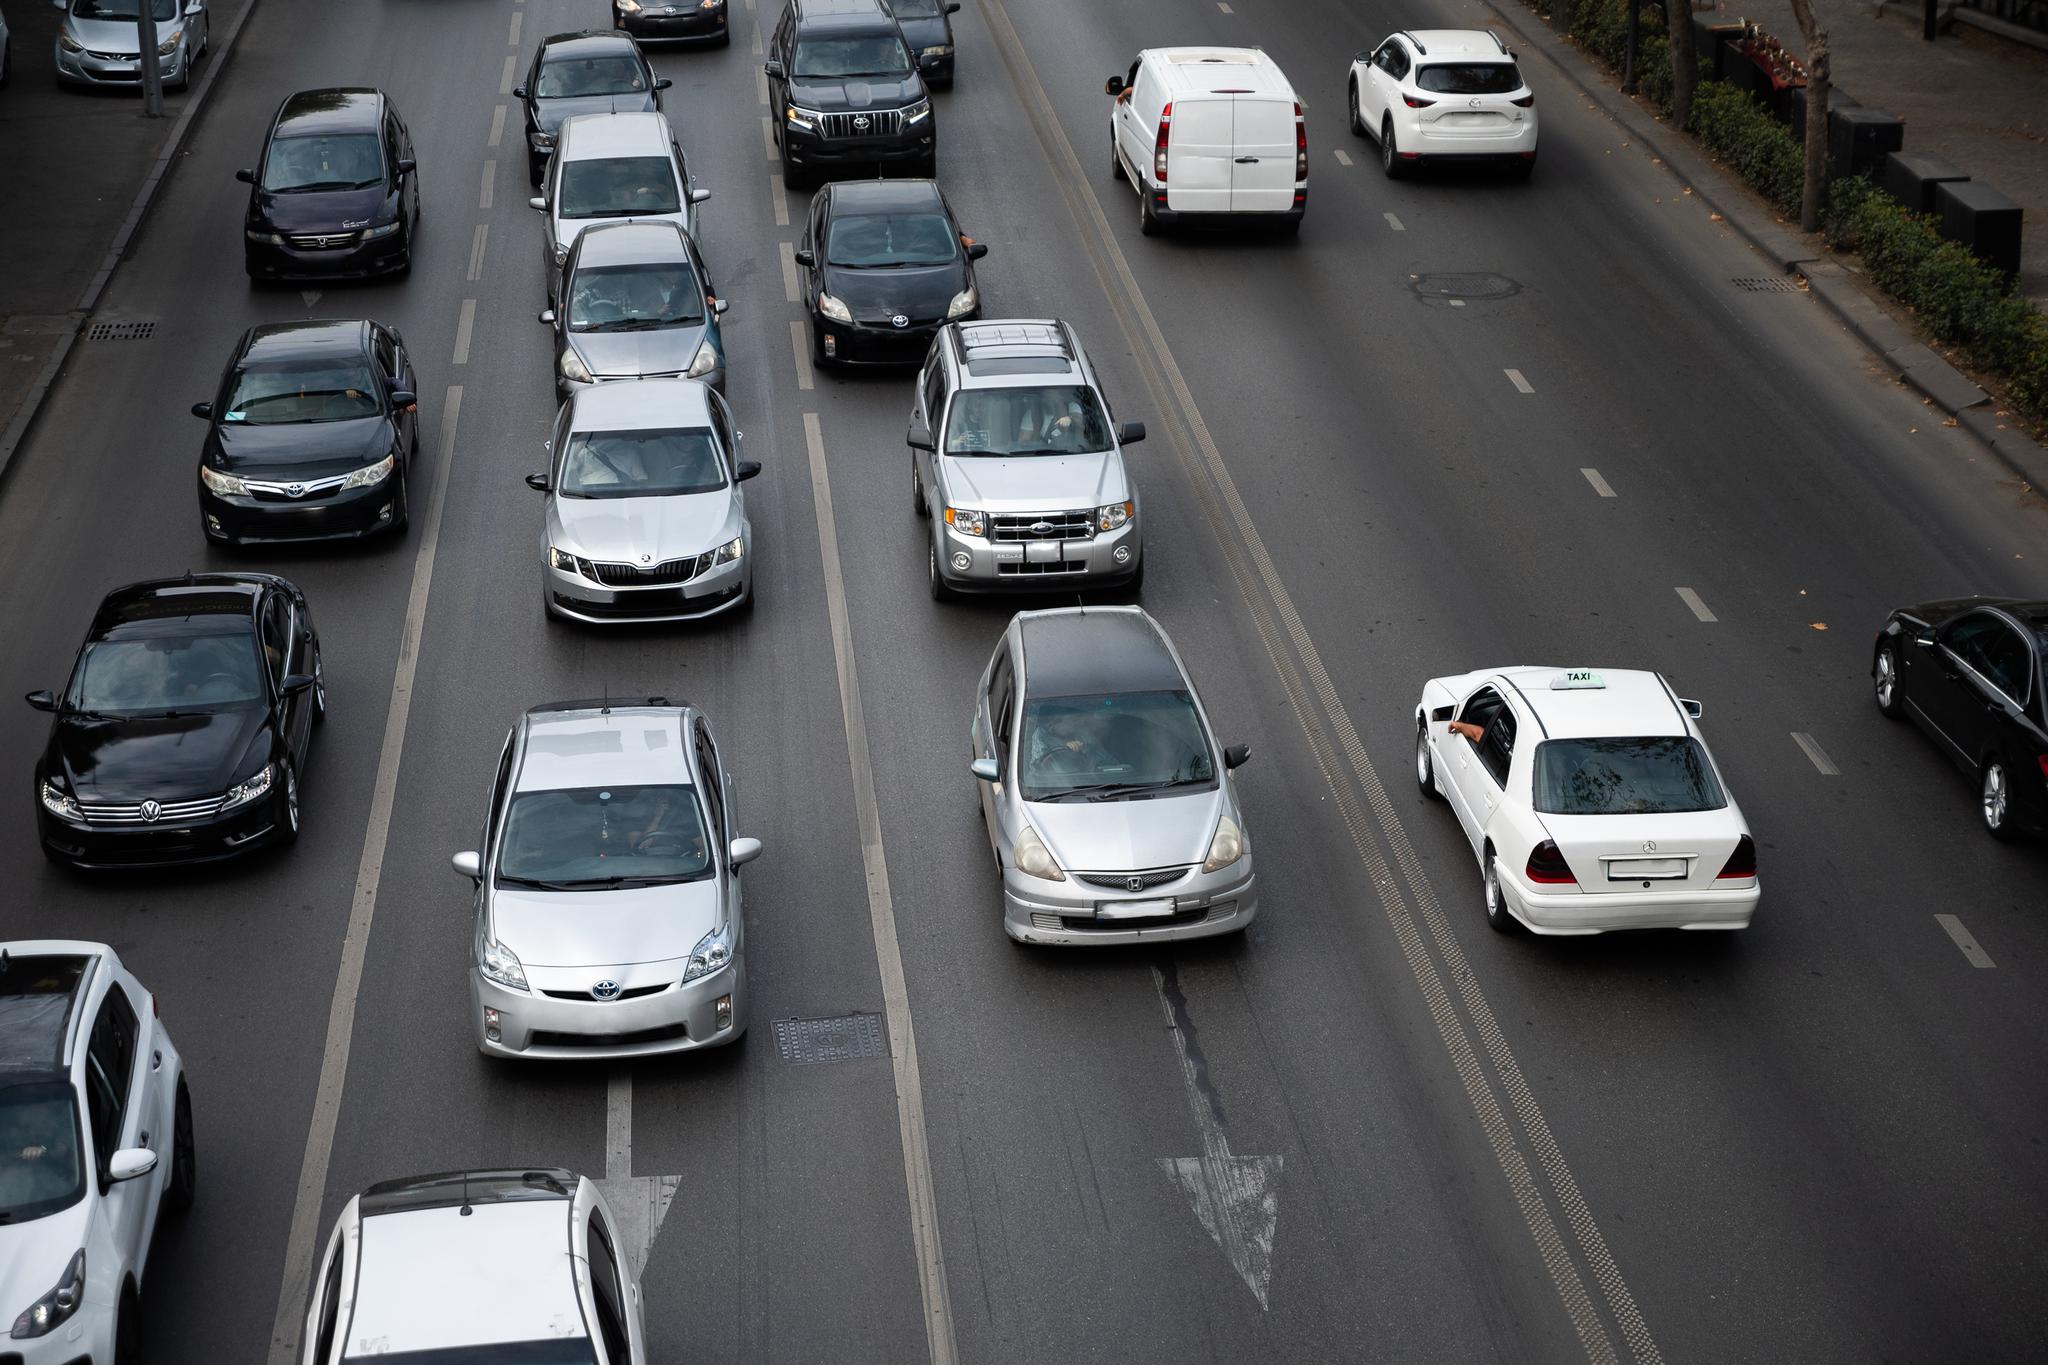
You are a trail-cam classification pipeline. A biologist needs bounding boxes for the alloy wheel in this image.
[1484,856,1511,932]
[1415,724,1437,796]
[1349,82,1362,136]
[1982,762,2011,838]
[1874,644,1903,718]
[285,762,300,836]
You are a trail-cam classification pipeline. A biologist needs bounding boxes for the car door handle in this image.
[151,1050,162,1071]
[1234,156,1260,163]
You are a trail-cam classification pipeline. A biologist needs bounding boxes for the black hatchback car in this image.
[795,178,984,366]
[239,88,420,281]
[888,0,960,89]
[764,0,935,188]
[1874,596,2048,840]
[193,319,419,545]
[29,575,323,869]
[515,31,670,186]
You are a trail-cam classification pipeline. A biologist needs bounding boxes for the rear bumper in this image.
[1500,866,1758,935]
[1401,117,1539,160]
[1151,190,1306,227]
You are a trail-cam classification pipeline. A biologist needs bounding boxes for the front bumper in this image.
[933,519,1141,592]
[55,43,190,87]
[814,313,946,367]
[782,124,935,175]
[616,1,728,42]
[12,1293,117,1364]
[38,789,286,870]
[544,554,750,623]
[245,227,409,281]
[1003,865,1257,945]
[201,476,403,545]
[473,958,746,1059]
[1499,866,1758,935]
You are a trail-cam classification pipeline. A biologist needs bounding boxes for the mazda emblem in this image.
[1125,875,1145,892]
[891,314,909,328]
[285,483,306,498]
[139,800,161,823]
[590,979,621,1001]
[1641,840,1657,853]
[1470,97,1482,107]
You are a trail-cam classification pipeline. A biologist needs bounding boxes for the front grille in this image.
[79,795,227,825]
[86,48,138,59]
[1075,866,1194,892]
[540,984,671,1002]
[1031,907,1212,934]
[820,109,904,139]
[528,1022,689,1049]
[589,554,709,587]
[287,232,361,251]
[554,583,741,618]
[991,511,1093,542]
[996,559,1086,577]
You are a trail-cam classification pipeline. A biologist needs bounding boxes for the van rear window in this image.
[1415,63,1523,95]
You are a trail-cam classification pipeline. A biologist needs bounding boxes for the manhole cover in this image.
[1410,272,1522,304]
[773,1012,888,1065]
[1731,276,1803,292]
[87,321,156,341]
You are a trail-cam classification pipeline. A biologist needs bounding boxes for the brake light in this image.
[1716,835,1757,881]
[1294,102,1307,182]
[1525,840,1576,885]
[2037,755,2048,781]
[1511,93,1535,107]
[1403,93,1436,108]
[1155,102,1171,182]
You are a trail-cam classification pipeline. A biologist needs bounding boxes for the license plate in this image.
[1607,858,1686,880]
[1024,541,1061,563]
[1096,898,1177,920]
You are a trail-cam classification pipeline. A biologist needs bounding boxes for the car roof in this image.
[516,703,695,792]
[1489,667,1689,740]
[241,318,371,362]
[565,377,714,432]
[1147,47,1296,99]
[1015,607,1190,698]
[827,178,943,213]
[350,1196,588,1358]
[559,110,670,160]
[275,88,383,136]
[948,320,1081,382]
[92,576,264,638]
[540,29,641,60]
[0,943,100,1084]
[1399,29,1514,58]
[575,220,696,268]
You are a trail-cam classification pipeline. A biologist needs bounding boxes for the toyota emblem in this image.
[1641,840,1657,853]
[285,482,306,498]
[1125,875,1145,892]
[891,314,909,328]
[139,800,162,823]
[852,114,871,130]
[590,980,621,1001]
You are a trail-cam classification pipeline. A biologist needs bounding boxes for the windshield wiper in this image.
[1068,778,1211,802]
[1005,448,1089,459]
[495,874,590,891]
[578,207,668,219]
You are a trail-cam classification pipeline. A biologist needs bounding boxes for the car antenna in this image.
[601,683,611,717]
[459,1169,473,1216]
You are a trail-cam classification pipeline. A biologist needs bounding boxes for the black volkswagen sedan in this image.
[794,178,983,366]
[614,0,730,47]
[29,575,323,869]
[515,30,670,186]
[193,320,418,545]
[1874,596,2048,840]
[890,0,960,89]
[239,88,420,281]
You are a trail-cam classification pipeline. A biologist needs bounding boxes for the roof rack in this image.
[1489,30,1510,54]
[1400,30,1427,54]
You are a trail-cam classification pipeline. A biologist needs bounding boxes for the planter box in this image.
[1827,105,1905,179]
[1937,180,2023,282]
[1789,88,1856,144]
[1881,150,1968,214]
[1690,16,1747,80]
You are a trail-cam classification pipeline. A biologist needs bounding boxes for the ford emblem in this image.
[139,800,161,823]
[891,314,909,328]
[590,979,621,1001]
[1030,520,1055,536]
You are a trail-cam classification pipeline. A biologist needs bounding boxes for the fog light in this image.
[205,514,221,532]
[714,995,733,1031]
[950,551,971,572]
[377,502,393,522]
[1113,546,1131,564]
[822,334,838,358]
[483,1007,501,1044]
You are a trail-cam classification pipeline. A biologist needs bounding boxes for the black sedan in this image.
[29,574,323,869]
[1874,596,2048,840]
[892,0,961,89]
[794,178,985,367]
[239,87,420,282]
[515,30,670,186]
[193,319,418,546]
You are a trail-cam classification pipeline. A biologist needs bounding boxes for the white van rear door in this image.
[1229,94,1296,213]
[1165,96,1233,213]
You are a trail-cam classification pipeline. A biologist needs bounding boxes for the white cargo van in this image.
[1105,47,1306,236]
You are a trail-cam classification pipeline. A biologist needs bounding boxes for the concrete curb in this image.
[0,0,267,486]
[1479,0,2048,493]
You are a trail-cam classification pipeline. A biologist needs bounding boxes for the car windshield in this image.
[0,1081,86,1226]
[222,358,383,424]
[261,134,385,193]
[343,1345,599,1365]
[497,784,711,886]
[792,35,913,78]
[827,211,958,267]
[1018,690,1216,803]
[1532,737,1728,815]
[567,263,704,332]
[1415,62,1524,94]
[889,0,943,15]
[559,428,727,498]
[536,55,648,98]
[943,385,1112,456]
[69,629,267,714]
[70,0,177,20]
[559,156,681,219]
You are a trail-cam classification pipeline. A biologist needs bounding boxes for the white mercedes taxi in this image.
[1413,667,1759,934]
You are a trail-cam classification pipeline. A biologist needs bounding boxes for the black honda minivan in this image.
[239,88,421,282]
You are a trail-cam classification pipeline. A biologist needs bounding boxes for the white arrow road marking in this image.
[299,290,321,308]
[594,1066,682,1278]
[1151,965,1281,1309]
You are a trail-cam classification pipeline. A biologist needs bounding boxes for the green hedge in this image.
[1687,81,1803,216]
[1568,0,1674,110]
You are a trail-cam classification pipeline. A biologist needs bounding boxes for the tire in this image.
[1509,153,1536,181]
[1981,760,2018,842]
[1121,557,1144,598]
[390,462,411,533]
[1138,188,1160,237]
[1381,118,1406,179]
[167,1080,196,1213]
[1348,79,1364,137]
[714,24,732,48]
[927,541,954,601]
[911,455,928,516]
[115,1291,139,1365]
[528,153,545,187]
[1111,131,1127,183]
[1483,852,1515,933]
[1416,722,1440,798]
[779,150,808,192]
[1873,641,1905,719]
[277,759,301,847]
[919,154,938,179]
[312,651,327,723]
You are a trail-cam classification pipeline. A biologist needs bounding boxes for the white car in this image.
[1,941,193,1364]
[1105,46,1306,235]
[1347,29,1538,178]
[1413,668,1758,934]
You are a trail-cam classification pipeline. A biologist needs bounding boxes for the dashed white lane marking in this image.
[1580,467,1616,497]
[790,320,814,390]
[488,104,506,148]
[1791,732,1839,775]
[1218,2,1233,10]
[1675,586,1717,622]
[1504,367,1534,394]
[761,115,777,160]
[1333,148,1352,166]
[1383,211,1404,230]
[756,67,769,105]
[770,173,790,226]
[752,22,763,53]
[1935,914,1996,969]
[499,54,516,95]
[1449,300,1465,308]
[508,10,521,45]
[466,223,489,283]
[779,241,800,303]
[479,159,495,210]
[452,300,477,365]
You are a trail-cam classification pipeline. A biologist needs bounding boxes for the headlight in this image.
[363,218,404,239]
[817,292,852,323]
[220,763,275,811]
[1202,814,1245,874]
[479,936,529,992]
[943,506,985,537]
[921,44,953,58]
[546,547,589,575]
[199,465,247,496]
[1012,826,1065,882]
[945,285,977,319]
[58,32,85,53]
[11,1249,85,1340]
[903,98,933,126]
[709,536,744,566]
[681,924,733,982]
[616,0,641,13]
[686,338,719,378]
[244,230,287,245]
[785,104,819,132]
[1096,500,1133,532]
[340,454,396,490]
[559,349,593,383]
[39,783,82,823]
[159,30,183,55]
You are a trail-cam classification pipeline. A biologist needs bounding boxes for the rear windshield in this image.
[536,55,647,99]
[223,357,382,424]
[0,1081,87,1224]
[70,630,266,713]
[943,385,1112,457]
[344,1344,599,1365]
[1533,737,1727,815]
[1415,63,1523,95]
[262,133,384,193]
[791,35,913,79]
[567,263,705,331]
[559,428,726,498]
[559,157,680,219]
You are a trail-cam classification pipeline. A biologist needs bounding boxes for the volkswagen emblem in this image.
[1125,875,1145,892]
[285,482,306,498]
[590,980,621,1001]
[139,800,161,823]
[852,114,871,130]
[891,314,910,328]
[1641,840,1657,854]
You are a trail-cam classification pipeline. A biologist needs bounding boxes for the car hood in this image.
[208,415,395,479]
[0,1206,92,1305]
[552,488,740,565]
[1027,787,1227,873]
[49,704,271,803]
[534,92,658,137]
[821,261,967,325]
[1898,595,2018,627]
[896,15,950,49]
[939,452,1121,512]
[65,16,151,52]
[247,183,396,234]
[570,322,711,378]
[786,73,923,113]
[490,879,719,968]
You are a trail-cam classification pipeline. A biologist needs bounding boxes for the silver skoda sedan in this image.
[451,698,762,1059]
[970,606,1257,945]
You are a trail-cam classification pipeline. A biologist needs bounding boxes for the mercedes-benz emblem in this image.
[285,482,306,498]
[139,800,161,823]
[590,980,621,1001]
[1125,875,1145,892]
[890,314,910,328]
[1641,840,1657,853]
[852,114,871,130]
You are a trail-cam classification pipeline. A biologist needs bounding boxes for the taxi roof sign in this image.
[1549,670,1606,690]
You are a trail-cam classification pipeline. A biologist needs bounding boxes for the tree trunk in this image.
[1786,0,1830,231]
[1664,0,1697,129]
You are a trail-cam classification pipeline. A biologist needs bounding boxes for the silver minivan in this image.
[531,110,708,303]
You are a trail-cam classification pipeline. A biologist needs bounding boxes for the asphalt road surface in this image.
[4,0,2045,1360]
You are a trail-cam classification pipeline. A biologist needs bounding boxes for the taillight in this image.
[151,993,159,1016]
[2036,755,2048,781]
[1294,102,1307,181]
[1716,835,1757,881]
[1525,840,1576,885]
[1511,93,1535,107]
[1155,101,1172,182]
[1403,93,1435,108]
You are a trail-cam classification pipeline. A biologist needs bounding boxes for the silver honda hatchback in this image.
[970,607,1257,945]
[450,698,762,1059]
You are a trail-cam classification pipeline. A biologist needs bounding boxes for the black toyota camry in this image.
[30,575,324,869]
[794,177,984,366]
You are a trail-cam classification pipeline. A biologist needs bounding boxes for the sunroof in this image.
[965,357,1068,376]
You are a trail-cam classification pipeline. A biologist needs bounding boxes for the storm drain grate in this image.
[772,1012,889,1065]
[1731,276,1804,292]
[87,321,156,341]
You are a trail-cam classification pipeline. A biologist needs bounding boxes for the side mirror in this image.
[1429,704,1454,723]
[1913,629,1937,649]
[185,0,203,15]
[529,196,547,211]
[396,158,417,177]
[512,86,527,99]
[654,77,673,91]
[191,401,213,419]
[966,242,988,261]
[918,52,939,71]
[1679,698,1704,720]
[714,298,730,315]
[1104,76,1125,97]
[451,850,482,881]
[525,473,552,492]
[538,308,556,324]
[945,0,961,10]
[235,168,256,184]
[388,389,417,410]
[25,690,57,713]
[729,836,764,868]
[280,673,316,695]
[792,247,815,269]
[689,187,711,205]
[736,460,762,482]
[906,421,934,451]
[1355,49,1371,63]
[1223,743,1252,770]
[109,1149,159,1183]
[970,757,1000,783]
[1116,420,1146,445]
[763,59,785,80]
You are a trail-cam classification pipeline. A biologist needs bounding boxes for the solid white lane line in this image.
[488,104,506,148]
[479,159,496,211]
[508,10,521,45]
[1935,914,1996,969]
[1332,148,1352,167]
[770,173,790,226]
[756,67,769,105]
[779,241,800,303]
[1675,586,1717,622]
[499,54,516,95]
[466,224,489,283]
[452,299,476,365]
[789,320,814,390]
[1383,211,1404,230]
[801,412,958,1365]
[1580,467,1616,498]
[1505,367,1534,394]
[761,115,777,160]
[264,386,465,1365]
[1791,732,1839,775]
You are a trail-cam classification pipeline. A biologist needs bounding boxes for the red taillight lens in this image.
[1525,840,1576,885]
[1294,110,1307,180]
[2036,755,2048,781]
[1716,835,1757,881]
[1155,102,1172,182]
[1403,93,1436,108]
[1511,93,1535,107]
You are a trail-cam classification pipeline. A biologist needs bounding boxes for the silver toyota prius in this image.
[970,606,1257,945]
[450,698,762,1059]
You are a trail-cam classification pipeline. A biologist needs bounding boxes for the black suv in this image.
[238,88,420,282]
[764,0,935,188]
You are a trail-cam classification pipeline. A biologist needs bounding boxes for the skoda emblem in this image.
[285,482,306,498]
[641,553,652,563]
[1641,840,1657,854]
[1125,875,1145,893]
[852,114,871,130]
[590,979,621,1001]
[891,314,909,328]
[139,800,161,823]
